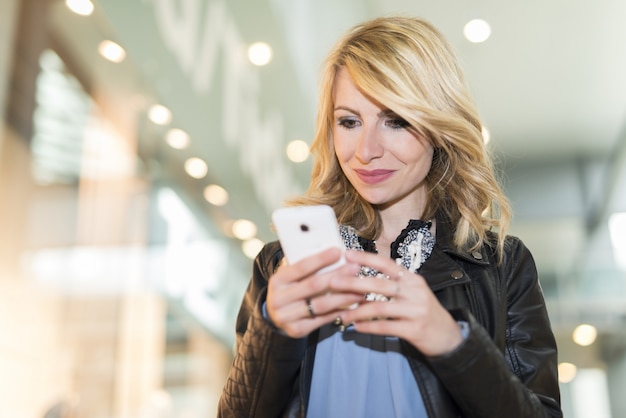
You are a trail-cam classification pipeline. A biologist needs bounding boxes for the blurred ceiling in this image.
[47,0,626,325]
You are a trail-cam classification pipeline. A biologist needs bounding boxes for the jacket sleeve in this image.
[217,242,308,418]
[427,237,562,418]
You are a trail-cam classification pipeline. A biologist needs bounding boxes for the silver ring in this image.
[305,298,316,318]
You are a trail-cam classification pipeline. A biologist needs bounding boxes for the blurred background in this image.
[0,0,625,417]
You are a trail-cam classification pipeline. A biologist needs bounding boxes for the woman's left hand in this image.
[330,250,464,357]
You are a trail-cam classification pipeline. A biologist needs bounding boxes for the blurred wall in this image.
[0,0,18,155]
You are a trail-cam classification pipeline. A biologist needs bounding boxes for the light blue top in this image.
[300,221,438,417]
[306,324,428,418]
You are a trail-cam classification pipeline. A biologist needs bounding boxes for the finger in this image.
[340,299,401,325]
[344,251,412,283]
[283,247,346,282]
[270,288,362,328]
[348,305,465,356]
[305,298,316,318]
[291,290,363,321]
[308,292,364,316]
[280,311,348,338]
[350,318,406,336]
[279,261,361,303]
[330,272,402,300]
[277,297,359,338]
[269,298,317,329]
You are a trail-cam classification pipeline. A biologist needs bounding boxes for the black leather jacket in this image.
[218,217,562,417]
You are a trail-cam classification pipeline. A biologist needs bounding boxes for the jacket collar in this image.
[434,211,490,267]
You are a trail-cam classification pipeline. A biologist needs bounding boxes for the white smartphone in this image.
[272,205,345,273]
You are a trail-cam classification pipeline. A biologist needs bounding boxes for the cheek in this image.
[424,144,435,166]
[332,135,351,163]
[396,141,434,173]
[420,147,435,173]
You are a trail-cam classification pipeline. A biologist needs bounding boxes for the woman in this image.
[218,16,562,418]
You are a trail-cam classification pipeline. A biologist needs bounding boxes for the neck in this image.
[376,213,437,254]
[378,202,425,239]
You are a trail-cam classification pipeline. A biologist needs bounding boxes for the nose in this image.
[355,124,383,163]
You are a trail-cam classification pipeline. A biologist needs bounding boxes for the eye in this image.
[336,117,361,130]
[385,116,410,130]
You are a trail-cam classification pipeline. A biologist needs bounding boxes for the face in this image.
[332,68,434,213]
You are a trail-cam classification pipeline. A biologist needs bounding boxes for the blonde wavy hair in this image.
[289,16,511,257]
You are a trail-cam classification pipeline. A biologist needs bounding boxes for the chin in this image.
[361,195,392,206]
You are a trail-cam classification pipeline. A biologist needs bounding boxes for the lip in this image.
[353,168,395,184]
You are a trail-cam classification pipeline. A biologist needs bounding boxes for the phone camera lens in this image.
[300,224,309,232]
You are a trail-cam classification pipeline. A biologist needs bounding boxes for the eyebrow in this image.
[334,106,394,118]
[334,105,360,116]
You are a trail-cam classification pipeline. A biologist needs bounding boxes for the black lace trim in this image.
[339,220,435,273]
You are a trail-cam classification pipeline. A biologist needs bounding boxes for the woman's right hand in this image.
[266,247,363,338]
